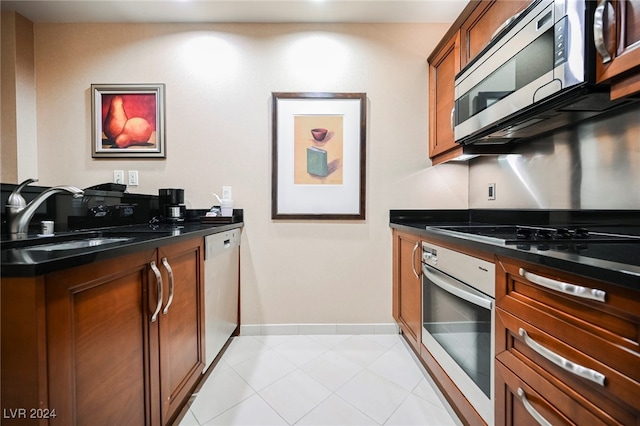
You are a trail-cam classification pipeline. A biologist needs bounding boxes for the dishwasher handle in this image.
[205,230,240,260]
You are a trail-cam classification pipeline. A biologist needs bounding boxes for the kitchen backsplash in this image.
[469,104,640,210]
[0,184,159,238]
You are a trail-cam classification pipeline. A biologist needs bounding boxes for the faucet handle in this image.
[7,178,38,208]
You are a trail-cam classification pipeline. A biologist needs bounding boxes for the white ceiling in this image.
[1,0,469,24]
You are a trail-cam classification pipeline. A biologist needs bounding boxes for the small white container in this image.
[40,220,54,235]
[220,199,234,217]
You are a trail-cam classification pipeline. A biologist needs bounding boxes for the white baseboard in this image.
[240,323,399,336]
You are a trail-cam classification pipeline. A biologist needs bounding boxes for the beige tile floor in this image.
[175,334,462,426]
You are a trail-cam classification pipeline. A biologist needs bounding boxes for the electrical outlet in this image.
[128,170,139,186]
[488,183,496,200]
[114,170,124,184]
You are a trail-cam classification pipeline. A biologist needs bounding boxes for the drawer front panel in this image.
[496,358,633,426]
[497,308,640,412]
[496,257,640,378]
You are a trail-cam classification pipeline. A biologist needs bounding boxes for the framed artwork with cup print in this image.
[91,83,166,158]
[271,92,367,220]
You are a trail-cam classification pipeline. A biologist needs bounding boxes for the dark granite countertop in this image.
[390,209,640,291]
[1,221,243,277]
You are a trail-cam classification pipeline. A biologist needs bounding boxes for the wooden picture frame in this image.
[91,83,166,158]
[272,92,366,220]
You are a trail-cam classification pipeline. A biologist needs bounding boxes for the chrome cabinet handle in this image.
[450,107,455,132]
[411,242,420,279]
[161,257,174,315]
[150,261,163,322]
[517,388,552,426]
[518,268,606,302]
[594,0,613,63]
[519,328,606,386]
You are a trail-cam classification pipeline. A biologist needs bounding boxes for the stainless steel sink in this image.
[23,237,133,252]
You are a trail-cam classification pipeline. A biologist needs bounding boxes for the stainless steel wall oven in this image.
[421,242,495,425]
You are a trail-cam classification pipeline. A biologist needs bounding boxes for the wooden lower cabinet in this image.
[392,230,422,350]
[495,256,640,425]
[392,231,488,426]
[2,237,204,426]
[496,358,619,426]
[46,249,154,426]
[156,241,205,424]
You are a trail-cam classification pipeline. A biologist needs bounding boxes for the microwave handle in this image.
[491,11,522,42]
[594,0,613,63]
[423,265,493,310]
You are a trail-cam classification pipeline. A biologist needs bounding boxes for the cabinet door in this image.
[156,238,204,425]
[428,32,460,163]
[595,0,640,98]
[46,250,156,426]
[393,231,422,350]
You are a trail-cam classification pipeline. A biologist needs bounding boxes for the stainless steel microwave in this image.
[453,0,634,145]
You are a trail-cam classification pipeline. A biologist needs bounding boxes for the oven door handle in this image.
[423,265,493,310]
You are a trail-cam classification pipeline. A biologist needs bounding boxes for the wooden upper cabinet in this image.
[428,32,460,162]
[460,0,530,69]
[595,0,640,99]
[427,0,529,165]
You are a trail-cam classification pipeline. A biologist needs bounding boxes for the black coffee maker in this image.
[159,188,185,222]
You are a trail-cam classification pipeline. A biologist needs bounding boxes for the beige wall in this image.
[1,12,37,182]
[23,21,469,325]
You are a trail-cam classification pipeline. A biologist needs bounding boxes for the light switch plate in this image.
[128,170,139,186]
[488,183,496,200]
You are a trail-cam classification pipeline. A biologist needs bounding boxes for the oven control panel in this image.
[422,242,495,298]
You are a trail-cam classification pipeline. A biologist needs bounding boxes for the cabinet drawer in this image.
[496,257,640,378]
[496,358,636,426]
[496,307,640,413]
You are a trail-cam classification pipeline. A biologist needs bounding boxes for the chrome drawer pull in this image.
[518,268,606,302]
[150,261,163,322]
[411,242,420,279]
[161,257,174,315]
[519,328,606,386]
[450,107,455,132]
[517,388,552,426]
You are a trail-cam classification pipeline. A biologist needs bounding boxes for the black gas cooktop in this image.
[426,224,640,244]
[424,224,640,267]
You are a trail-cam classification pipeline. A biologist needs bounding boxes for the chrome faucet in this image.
[6,178,84,239]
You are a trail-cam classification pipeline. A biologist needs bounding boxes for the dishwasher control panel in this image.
[205,229,240,260]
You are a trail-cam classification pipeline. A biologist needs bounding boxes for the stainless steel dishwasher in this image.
[204,229,240,371]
